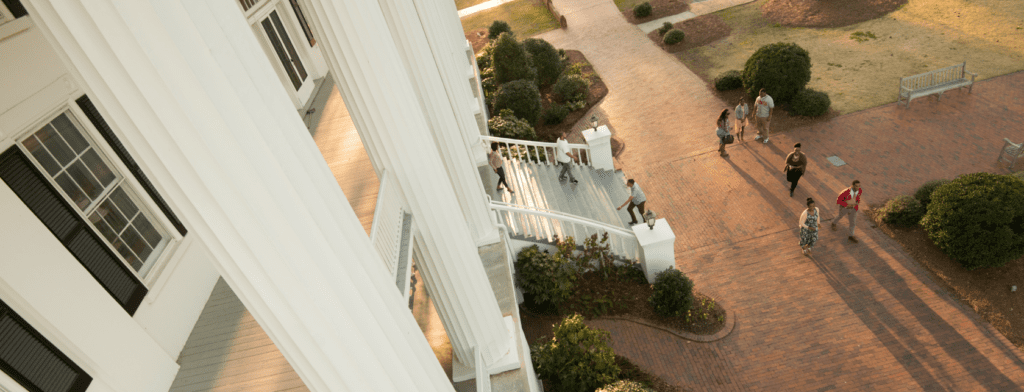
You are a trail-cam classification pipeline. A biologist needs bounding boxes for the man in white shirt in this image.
[556,132,578,184]
[617,179,646,225]
[753,88,774,144]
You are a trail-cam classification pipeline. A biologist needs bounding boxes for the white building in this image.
[0,0,545,390]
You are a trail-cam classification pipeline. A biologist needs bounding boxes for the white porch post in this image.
[302,0,514,370]
[25,0,454,391]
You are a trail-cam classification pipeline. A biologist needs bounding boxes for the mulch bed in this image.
[535,50,609,142]
[762,0,907,28]
[648,14,731,54]
[623,0,690,25]
[866,210,1024,350]
[466,28,490,53]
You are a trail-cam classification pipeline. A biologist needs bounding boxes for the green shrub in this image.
[657,22,673,36]
[742,42,812,102]
[921,173,1024,270]
[598,380,655,392]
[790,88,831,117]
[481,77,497,105]
[491,33,536,85]
[488,109,536,140]
[493,79,542,124]
[488,20,512,40]
[515,245,575,306]
[663,29,685,45]
[648,268,694,317]
[523,38,564,87]
[914,179,950,208]
[542,103,570,125]
[1013,171,1024,182]
[553,73,590,103]
[878,195,926,227]
[633,2,653,18]
[531,314,620,392]
[563,62,586,77]
[714,70,743,91]
[475,43,494,70]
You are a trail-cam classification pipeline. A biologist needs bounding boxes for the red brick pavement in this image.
[594,72,1024,390]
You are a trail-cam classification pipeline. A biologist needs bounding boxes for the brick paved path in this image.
[536,0,1024,388]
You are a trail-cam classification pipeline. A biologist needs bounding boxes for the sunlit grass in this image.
[456,0,489,11]
[460,0,559,38]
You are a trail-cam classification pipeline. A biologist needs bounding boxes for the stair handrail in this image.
[369,169,403,276]
[490,201,634,238]
[481,135,591,166]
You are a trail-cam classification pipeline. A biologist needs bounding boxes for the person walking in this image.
[784,143,807,197]
[716,109,731,158]
[753,88,774,144]
[734,98,749,142]
[799,198,820,257]
[617,179,646,225]
[556,131,578,184]
[832,180,863,243]
[489,142,513,194]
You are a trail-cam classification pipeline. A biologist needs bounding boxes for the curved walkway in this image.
[531,0,1024,389]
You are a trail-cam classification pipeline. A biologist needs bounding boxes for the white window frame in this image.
[14,104,179,282]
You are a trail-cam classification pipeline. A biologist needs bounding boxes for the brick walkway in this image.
[536,0,1024,388]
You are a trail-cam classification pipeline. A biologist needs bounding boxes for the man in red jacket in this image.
[832,180,862,243]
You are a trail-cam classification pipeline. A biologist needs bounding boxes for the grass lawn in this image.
[678,0,1024,114]
[460,0,559,38]
[456,0,489,10]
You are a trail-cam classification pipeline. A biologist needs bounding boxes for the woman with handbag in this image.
[716,109,732,157]
[783,143,807,197]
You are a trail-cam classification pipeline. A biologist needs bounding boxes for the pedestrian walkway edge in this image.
[597,307,736,343]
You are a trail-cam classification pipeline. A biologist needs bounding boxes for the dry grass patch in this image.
[459,0,559,38]
[678,0,1024,114]
[456,0,489,10]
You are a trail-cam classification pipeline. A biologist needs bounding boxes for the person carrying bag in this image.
[716,109,733,157]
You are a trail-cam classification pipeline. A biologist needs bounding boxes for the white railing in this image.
[369,170,404,277]
[481,135,591,167]
[490,201,639,262]
[475,347,491,392]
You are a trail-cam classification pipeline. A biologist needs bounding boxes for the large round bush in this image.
[488,20,512,40]
[633,2,653,18]
[491,33,535,85]
[523,38,564,87]
[714,70,743,91]
[542,103,570,125]
[514,245,575,307]
[921,173,1024,270]
[648,268,694,317]
[663,29,685,45]
[475,43,494,70]
[488,109,537,140]
[493,79,542,124]
[531,314,620,392]
[878,195,925,227]
[553,73,590,103]
[742,42,812,102]
[914,179,950,209]
[597,380,654,392]
[790,88,831,117]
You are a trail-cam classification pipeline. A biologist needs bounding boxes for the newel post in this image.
[581,125,614,171]
[632,219,676,283]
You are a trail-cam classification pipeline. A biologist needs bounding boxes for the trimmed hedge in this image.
[914,179,950,208]
[488,109,537,140]
[491,33,536,85]
[657,22,673,36]
[488,20,512,40]
[597,380,655,392]
[878,195,926,227]
[921,173,1024,270]
[543,103,570,125]
[633,2,653,18]
[493,79,543,124]
[790,88,831,117]
[515,245,575,306]
[742,42,812,102]
[523,38,564,87]
[553,73,590,103]
[532,314,620,392]
[663,29,685,45]
[714,70,743,91]
[648,268,694,317]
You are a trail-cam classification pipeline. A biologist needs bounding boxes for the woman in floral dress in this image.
[799,198,820,256]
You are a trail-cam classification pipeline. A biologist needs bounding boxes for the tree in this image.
[742,42,812,102]
[490,33,535,85]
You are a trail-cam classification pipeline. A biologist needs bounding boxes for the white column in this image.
[301,0,514,369]
[25,0,453,391]
[582,125,614,171]
[633,219,677,283]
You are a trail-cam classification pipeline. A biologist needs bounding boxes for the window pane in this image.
[35,125,76,167]
[66,161,104,201]
[122,225,150,259]
[112,239,143,271]
[109,187,139,219]
[23,135,62,176]
[51,113,90,154]
[81,150,116,187]
[98,199,128,233]
[133,215,163,247]
[55,173,90,210]
[89,212,120,243]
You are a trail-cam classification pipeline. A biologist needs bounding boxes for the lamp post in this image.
[645,210,657,230]
[589,114,599,131]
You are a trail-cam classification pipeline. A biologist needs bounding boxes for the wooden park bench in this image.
[897,62,977,108]
[998,138,1023,171]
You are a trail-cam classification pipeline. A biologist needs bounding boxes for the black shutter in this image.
[2,0,27,18]
[75,95,187,237]
[0,300,92,392]
[0,147,147,315]
[289,0,316,46]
